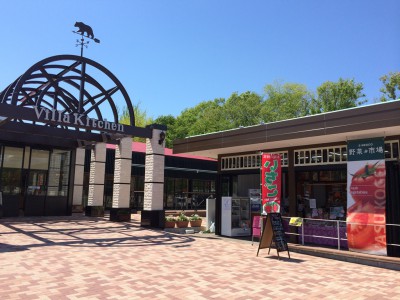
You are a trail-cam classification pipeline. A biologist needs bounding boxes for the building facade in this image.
[81,142,217,211]
[173,101,400,257]
[0,55,166,226]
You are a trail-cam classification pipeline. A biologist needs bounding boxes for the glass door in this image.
[45,149,71,215]
[0,146,24,217]
[24,149,50,216]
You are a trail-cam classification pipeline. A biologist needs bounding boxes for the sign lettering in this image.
[33,106,124,133]
[261,153,281,214]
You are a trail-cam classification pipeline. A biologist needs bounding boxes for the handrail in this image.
[281,216,400,250]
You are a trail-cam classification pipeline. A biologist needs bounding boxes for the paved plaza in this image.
[0,214,399,300]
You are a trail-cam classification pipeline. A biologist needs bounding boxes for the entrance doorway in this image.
[0,146,71,217]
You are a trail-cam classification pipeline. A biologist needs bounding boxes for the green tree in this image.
[261,81,313,122]
[223,91,264,127]
[174,98,227,139]
[379,71,400,102]
[153,115,176,148]
[191,98,229,134]
[119,101,153,142]
[310,78,366,114]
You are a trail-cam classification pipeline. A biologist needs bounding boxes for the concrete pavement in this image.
[0,214,399,300]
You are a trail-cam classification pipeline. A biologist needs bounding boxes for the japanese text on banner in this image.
[261,153,281,214]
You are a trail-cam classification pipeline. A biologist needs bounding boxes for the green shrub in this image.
[176,212,189,221]
[189,214,201,221]
[165,215,176,222]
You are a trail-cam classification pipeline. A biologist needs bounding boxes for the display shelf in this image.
[221,197,250,236]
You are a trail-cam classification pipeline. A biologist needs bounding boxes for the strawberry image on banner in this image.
[261,153,281,214]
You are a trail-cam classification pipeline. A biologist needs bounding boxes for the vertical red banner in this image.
[261,153,281,214]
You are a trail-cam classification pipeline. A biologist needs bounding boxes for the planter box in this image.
[164,221,176,228]
[176,221,189,228]
[190,220,202,227]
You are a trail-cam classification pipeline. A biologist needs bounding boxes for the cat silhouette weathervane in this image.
[73,22,101,57]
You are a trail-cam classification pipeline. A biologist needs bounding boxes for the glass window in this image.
[305,151,310,164]
[393,142,399,159]
[334,148,340,162]
[311,150,316,163]
[296,170,347,220]
[27,171,47,196]
[1,147,23,195]
[328,148,334,163]
[385,142,391,159]
[341,147,347,161]
[317,149,322,163]
[221,176,230,196]
[26,149,50,196]
[30,149,50,170]
[47,150,71,196]
[3,147,24,168]
[322,149,328,163]
[175,178,188,195]
[131,176,144,210]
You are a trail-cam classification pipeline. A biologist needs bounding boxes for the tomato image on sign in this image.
[347,161,387,255]
[349,162,386,203]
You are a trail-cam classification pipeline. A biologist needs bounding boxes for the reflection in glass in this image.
[30,149,50,170]
[1,147,24,195]
[27,149,50,196]
[47,150,71,197]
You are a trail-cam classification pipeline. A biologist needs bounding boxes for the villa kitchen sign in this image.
[34,106,124,132]
[0,103,132,134]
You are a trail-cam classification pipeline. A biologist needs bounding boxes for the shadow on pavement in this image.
[0,215,196,252]
[262,255,305,263]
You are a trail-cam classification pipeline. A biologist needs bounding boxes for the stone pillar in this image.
[72,148,85,213]
[110,137,132,222]
[85,142,106,217]
[141,126,166,228]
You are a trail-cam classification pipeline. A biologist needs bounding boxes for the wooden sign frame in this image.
[257,213,290,259]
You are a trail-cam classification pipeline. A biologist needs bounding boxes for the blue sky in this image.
[0,0,399,119]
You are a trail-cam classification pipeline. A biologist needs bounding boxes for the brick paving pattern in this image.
[0,214,399,300]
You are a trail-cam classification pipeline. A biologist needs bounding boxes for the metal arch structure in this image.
[0,55,153,148]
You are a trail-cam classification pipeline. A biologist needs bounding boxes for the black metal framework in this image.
[0,55,151,148]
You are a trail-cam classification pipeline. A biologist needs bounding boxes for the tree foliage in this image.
[116,77,382,149]
[310,78,366,114]
[119,102,153,143]
[174,98,227,139]
[223,92,263,127]
[261,82,312,122]
[379,71,400,102]
[153,115,176,148]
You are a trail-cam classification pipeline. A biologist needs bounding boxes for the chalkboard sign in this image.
[257,213,290,259]
[269,213,288,252]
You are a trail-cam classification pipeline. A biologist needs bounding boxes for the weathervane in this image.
[72,22,100,57]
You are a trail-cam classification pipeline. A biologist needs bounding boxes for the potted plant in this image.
[176,212,189,228]
[189,214,202,227]
[165,215,176,228]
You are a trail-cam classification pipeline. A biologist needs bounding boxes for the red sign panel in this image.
[261,153,281,214]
